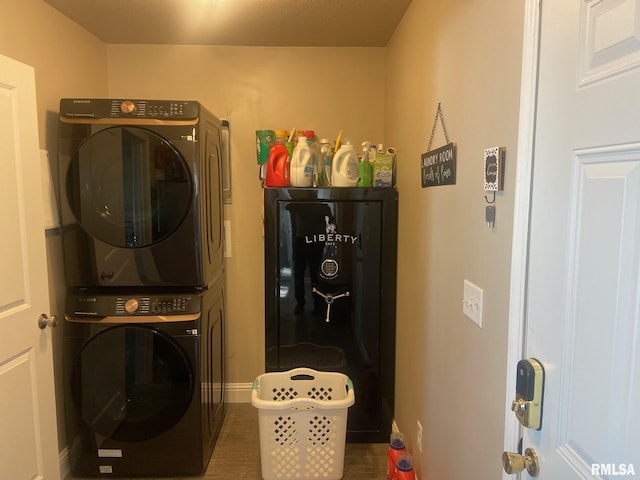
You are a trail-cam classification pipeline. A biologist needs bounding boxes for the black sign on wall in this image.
[421,142,457,188]
[421,103,456,188]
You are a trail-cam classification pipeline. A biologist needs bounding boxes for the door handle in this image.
[38,313,58,329]
[502,447,540,477]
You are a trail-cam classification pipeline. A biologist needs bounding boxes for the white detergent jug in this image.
[290,136,314,187]
[332,141,359,187]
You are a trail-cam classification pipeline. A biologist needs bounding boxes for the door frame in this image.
[502,0,540,476]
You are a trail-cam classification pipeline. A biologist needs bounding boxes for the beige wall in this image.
[0,0,108,149]
[386,0,525,479]
[0,0,108,450]
[106,45,386,383]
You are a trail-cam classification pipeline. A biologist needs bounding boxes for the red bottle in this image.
[387,433,407,480]
[265,143,290,187]
[394,453,416,480]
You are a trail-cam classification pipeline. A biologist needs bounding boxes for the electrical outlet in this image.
[416,421,423,453]
[463,280,484,327]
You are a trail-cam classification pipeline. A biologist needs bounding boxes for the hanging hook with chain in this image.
[427,102,450,152]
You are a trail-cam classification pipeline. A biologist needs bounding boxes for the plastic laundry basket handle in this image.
[251,368,355,410]
[290,373,315,381]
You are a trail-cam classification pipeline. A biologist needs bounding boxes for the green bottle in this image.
[357,157,373,187]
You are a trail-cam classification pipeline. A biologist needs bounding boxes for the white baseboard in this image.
[224,382,253,403]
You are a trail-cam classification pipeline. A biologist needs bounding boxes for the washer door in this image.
[71,324,193,442]
[65,126,192,248]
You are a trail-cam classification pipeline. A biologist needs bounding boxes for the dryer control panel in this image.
[59,98,200,119]
[66,293,202,317]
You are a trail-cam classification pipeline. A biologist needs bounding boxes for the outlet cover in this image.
[463,280,484,327]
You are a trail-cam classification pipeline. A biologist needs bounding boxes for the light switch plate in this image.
[463,279,483,327]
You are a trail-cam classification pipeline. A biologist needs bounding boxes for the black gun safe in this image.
[264,187,398,442]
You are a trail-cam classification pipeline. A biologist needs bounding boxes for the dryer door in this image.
[65,126,192,248]
[70,324,194,442]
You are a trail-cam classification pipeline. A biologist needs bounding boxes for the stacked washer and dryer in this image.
[58,99,227,477]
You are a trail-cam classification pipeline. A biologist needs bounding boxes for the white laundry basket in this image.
[251,368,355,480]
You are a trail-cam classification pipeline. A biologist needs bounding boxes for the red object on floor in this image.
[394,453,416,480]
[387,433,407,479]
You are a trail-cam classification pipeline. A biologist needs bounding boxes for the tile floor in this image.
[69,403,388,480]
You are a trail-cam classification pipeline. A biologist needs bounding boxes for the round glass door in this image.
[65,126,192,248]
[71,325,193,442]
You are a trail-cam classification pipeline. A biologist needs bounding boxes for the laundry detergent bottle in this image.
[332,140,359,187]
[290,135,314,187]
[394,453,416,480]
[387,432,407,480]
[265,143,290,187]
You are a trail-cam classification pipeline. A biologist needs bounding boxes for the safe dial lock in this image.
[320,259,339,278]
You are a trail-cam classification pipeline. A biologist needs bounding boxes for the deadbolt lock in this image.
[502,447,540,477]
[511,358,544,430]
[511,397,537,429]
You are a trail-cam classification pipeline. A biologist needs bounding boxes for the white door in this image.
[0,55,60,479]
[516,0,640,478]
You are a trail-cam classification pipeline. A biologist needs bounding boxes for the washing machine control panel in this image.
[66,293,202,317]
[116,296,194,314]
[59,98,200,120]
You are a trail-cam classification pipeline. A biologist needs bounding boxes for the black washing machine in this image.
[63,281,225,477]
[57,98,224,290]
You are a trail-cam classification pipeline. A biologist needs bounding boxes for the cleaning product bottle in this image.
[317,138,332,187]
[274,129,289,146]
[334,129,343,154]
[387,146,397,186]
[290,136,314,187]
[387,432,407,480]
[373,145,394,187]
[369,143,378,162]
[303,131,320,186]
[265,143,290,187]
[394,453,416,480]
[285,128,296,157]
[302,130,316,145]
[332,140,359,187]
[357,141,373,187]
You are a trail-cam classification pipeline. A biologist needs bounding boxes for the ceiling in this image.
[43,0,413,47]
